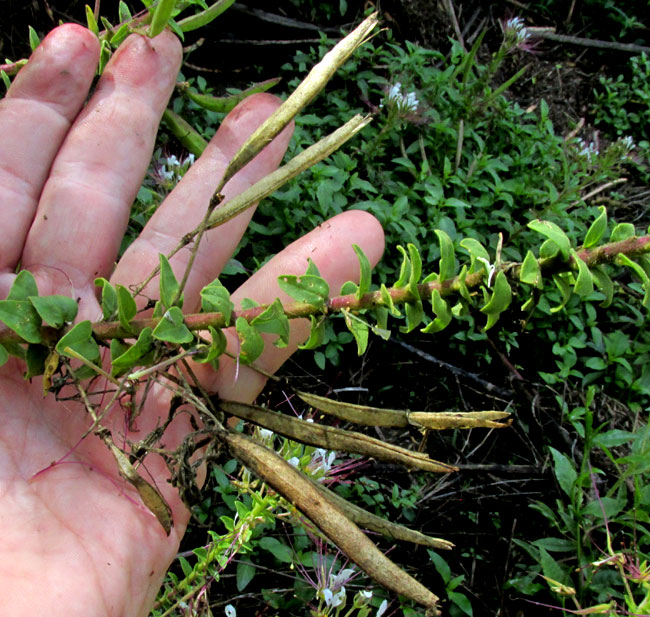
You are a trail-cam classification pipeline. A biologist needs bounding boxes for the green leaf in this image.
[1,70,11,91]
[250,298,290,348]
[184,77,281,113]
[539,239,559,260]
[401,300,424,333]
[235,317,264,364]
[178,0,237,32]
[194,326,227,366]
[380,283,401,317]
[28,295,78,328]
[352,244,371,299]
[571,251,594,297]
[8,270,38,301]
[116,284,137,333]
[299,316,325,350]
[550,273,572,313]
[110,23,131,47]
[480,271,512,330]
[55,320,100,365]
[549,447,577,498]
[118,1,132,22]
[610,222,635,243]
[110,328,154,376]
[25,344,48,379]
[407,243,423,301]
[148,0,176,37]
[528,220,571,261]
[84,5,99,35]
[277,274,329,309]
[539,546,570,587]
[520,251,542,288]
[342,309,369,355]
[152,307,193,344]
[258,536,293,563]
[236,561,256,592]
[159,254,182,309]
[0,300,42,343]
[200,279,233,323]
[95,278,118,320]
[448,591,473,617]
[28,25,41,51]
[0,343,7,367]
[583,206,607,248]
[394,245,411,288]
[592,266,614,308]
[435,230,456,281]
[460,238,489,273]
[340,281,358,296]
[304,258,321,277]
[422,289,452,333]
[617,254,650,308]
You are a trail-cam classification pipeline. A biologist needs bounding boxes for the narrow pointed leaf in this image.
[353,244,372,299]
[520,250,542,288]
[435,230,456,281]
[571,251,594,297]
[159,254,182,309]
[116,284,137,333]
[421,289,452,333]
[342,309,369,355]
[95,278,118,320]
[299,316,326,350]
[583,206,607,248]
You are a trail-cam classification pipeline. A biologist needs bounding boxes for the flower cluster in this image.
[385,82,419,113]
[500,16,538,53]
[151,153,195,190]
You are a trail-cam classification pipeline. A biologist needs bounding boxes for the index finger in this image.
[0,25,99,277]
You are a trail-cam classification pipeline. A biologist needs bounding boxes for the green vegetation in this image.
[2,1,650,615]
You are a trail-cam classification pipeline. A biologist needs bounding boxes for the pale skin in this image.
[0,25,384,617]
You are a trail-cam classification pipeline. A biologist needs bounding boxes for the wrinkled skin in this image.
[0,25,384,617]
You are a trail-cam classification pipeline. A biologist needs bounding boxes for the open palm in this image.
[0,25,384,617]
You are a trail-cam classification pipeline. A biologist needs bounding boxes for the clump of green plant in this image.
[4,5,650,617]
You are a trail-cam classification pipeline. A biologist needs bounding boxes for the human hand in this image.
[0,24,384,617]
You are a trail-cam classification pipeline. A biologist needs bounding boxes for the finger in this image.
[0,24,99,275]
[196,210,385,401]
[19,31,182,308]
[111,93,293,310]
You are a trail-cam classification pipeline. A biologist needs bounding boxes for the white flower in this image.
[376,599,388,617]
[310,448,336,473]
[288,457,300,468]
[225,605,236,617]
[576,138,599,162]
[502,16,529,44]
[259,428,274,441]
[165,154,181,167]
[331,587,346,607]
[386,82,419,112]
[186,153,196,166]
[159,165,174,181]
[360,590,373,600]
[322,587,333,606]
[331,568,356,588]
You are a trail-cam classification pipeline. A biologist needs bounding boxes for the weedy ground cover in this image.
[2,1,650,616]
